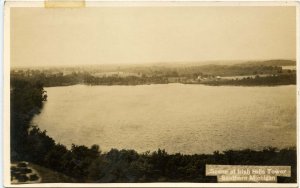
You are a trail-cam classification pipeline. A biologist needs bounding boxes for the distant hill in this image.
[237,60,296,67]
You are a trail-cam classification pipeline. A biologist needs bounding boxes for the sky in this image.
[11,6,296,67]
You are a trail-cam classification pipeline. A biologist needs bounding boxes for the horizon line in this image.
[10,58,296,69]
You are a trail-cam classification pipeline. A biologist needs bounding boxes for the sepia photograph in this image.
[4,1,298,186]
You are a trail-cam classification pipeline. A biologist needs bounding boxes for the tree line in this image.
[201,74,296,86]
[11,63,296,87]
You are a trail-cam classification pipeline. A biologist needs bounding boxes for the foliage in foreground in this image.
[10,78,297,183]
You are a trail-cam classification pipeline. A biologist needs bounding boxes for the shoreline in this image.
[41,82,297,88]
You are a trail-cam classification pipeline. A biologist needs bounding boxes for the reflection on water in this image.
[32,84,296,154]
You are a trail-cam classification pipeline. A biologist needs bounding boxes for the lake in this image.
[32,84,296,154]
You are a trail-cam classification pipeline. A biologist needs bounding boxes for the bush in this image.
[29,174,39,181]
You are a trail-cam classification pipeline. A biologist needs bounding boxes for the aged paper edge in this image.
[44,0,85,8]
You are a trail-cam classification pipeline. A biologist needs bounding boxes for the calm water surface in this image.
[32,84,296,154]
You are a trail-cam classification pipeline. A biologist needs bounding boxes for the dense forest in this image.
[10,77,297,183]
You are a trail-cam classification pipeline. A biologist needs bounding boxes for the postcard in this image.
[3,1,298,187]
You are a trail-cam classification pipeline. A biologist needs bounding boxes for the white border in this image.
[3,0,10,187]
[0,0,4,188]
[3,1,300,187]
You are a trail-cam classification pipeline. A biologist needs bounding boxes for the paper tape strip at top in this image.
[44,0,85,8]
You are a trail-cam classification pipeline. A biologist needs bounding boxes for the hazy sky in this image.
[11,6,296,67]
